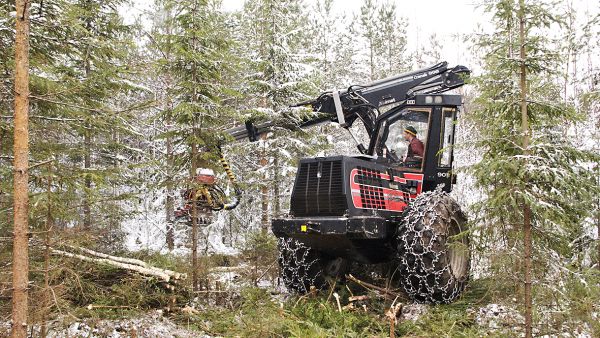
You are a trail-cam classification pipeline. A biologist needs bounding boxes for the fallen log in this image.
[64,245,186,280]
[69,245,153,267]
[51,248,186,284]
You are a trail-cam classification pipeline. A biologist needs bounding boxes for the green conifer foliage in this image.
[232,0,327,226]
[353,0,409,81]
[470,0,600,333]
[0,0,140,241]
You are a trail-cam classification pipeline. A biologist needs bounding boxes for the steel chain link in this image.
[277,237,323,293]
[396,190,468,304]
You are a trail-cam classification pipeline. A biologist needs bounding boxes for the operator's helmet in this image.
[196,168,216,185]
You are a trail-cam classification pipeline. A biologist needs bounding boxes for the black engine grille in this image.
[290,160,346,216]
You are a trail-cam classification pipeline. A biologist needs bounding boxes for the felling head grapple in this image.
[174,147,242,226]
[226,62,472,303]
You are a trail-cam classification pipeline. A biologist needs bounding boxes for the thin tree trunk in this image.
[190,0,200,292]
[518,2,533,337]
[596,164,599,271]
[40,175,52,338]
[0,127,8,230]
[522,205,533,337]
[83,59,91,229]
[109,130,118,233]
[11,0,31,337]
[83,128,91,228]
[228,214,233,246]
[164,9,175,251]
[260,133,269,232]
[369,43,374,82]
[190,142,198,292]
[273,153,280,216]
[166,122,174,251]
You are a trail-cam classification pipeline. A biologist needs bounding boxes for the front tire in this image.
[277,237,347,293]
[395,191,470,304]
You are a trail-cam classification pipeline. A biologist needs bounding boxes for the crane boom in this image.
[225,61,469,142]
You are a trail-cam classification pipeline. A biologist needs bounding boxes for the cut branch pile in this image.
[346,274,409,301]
[51,245,186,286]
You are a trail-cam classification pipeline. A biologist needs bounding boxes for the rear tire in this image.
[277,237,347,293]
[395,191,470,304]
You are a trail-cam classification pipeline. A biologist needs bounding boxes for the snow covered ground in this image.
[44,311,204,338]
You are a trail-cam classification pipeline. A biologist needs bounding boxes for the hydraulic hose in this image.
[217,146,241,210]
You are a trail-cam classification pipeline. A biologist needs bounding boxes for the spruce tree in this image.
[238,0,321,230]
[146,1,180,251]
[470,0,600,334]
[57,0,136,230]
[150,0,236,289]
[559,1,600,272]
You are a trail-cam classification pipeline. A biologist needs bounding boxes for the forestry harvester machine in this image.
[182,62,472,304]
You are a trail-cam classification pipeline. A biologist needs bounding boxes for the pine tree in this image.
[353,0,409,81]
[376,2,408,78]
[11,0,31,336]
[414,33,442,68]
[470,0,600,334]
[309,0,360,88]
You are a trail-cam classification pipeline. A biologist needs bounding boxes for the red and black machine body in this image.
[272,94,462,263]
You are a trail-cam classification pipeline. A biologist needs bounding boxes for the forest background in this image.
[0,0,599,336]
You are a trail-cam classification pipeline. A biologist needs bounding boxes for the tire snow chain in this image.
[277,237,323,293]
[395,190,468,304]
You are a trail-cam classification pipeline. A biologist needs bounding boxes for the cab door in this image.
[370,105,459,193]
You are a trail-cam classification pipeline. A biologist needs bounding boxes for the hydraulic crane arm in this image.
[225,61,469,143]
[298,61,469,115]
[210,62,469,212]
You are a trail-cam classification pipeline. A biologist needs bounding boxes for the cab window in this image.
[439,109,456,167]
[378,108,430,170]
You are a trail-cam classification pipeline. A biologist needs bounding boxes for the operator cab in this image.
[377,108,430,169]
[369,94,460,192]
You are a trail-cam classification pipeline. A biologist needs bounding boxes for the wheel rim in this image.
[447,218,469,279]
[324,257,345,277]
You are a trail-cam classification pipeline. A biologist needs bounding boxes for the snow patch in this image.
[33,311,207,338]
[400,303,428,321]
[474,303,524,333]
